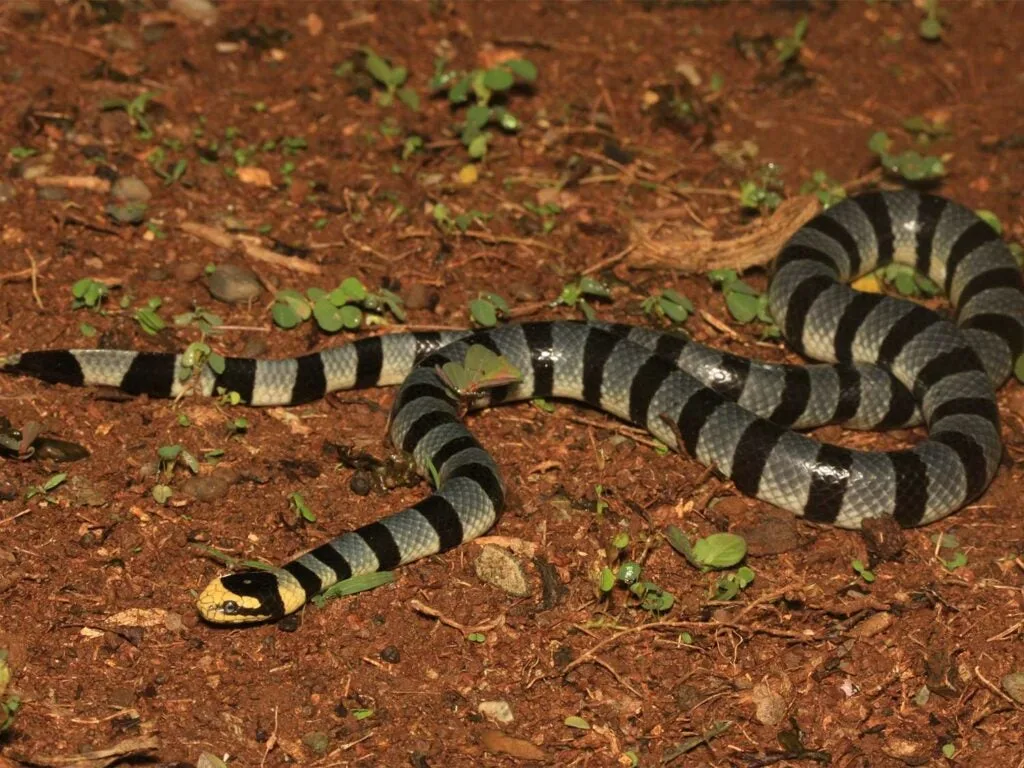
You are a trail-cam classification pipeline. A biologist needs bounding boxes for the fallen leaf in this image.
[479,729,545,761]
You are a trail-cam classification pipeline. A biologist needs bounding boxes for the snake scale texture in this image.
[3,191,1023,623]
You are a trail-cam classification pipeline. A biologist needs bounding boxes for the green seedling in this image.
[642,288,693,324]
[312,571,395,607]
[522,201,562,234]
[25,472,67,502]
[272,278,405,332]
[799,170,846,208]
[134,297,166,335]
[8,146,36,160]
[0,650,20,734]
[875,263,939,298]
[174,306,223,336]
[176,341,226,384]
[851,559,876,583]
[469,293,509,327]
[739,164,784,213]
[363,48,419,110]
[431,203,491,234]
[565,716,590,731]
[711,566,755,601]
[775,16,809,64]
[868,131,945,181]
[919,0,943,40]
[666,526,747,571]
[437,344,522,398]
[903,114,951,144]
[707,269,780,337]
[289,491,315,523]
[466,632,486,643]
[429,56,538,159]
[158,444,199,477]
[71,278,108,310]
[101,91,158,139]
[553,276,610,321]
[152,484,172,504]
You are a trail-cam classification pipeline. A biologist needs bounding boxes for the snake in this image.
[3,191,1022,624]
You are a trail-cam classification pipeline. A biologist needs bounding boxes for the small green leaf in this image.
[364,49,394,85]
[338,276,367,302]
[611,532,630,550]
[564,716,591,730]
[692,533,747,569]
[617,562,642,585]
[465,104,492,131]
[942,551,968,571]
[448,76,472,103]
[725,292,759,323]
[505,59,538,82]
[466,632,486,643]
[482,68,515,91]
[941,743,955,758]
[152,484,172,504]
[397,87,420,111]
[313,297,345,332]
[272,302,302,329]
[919,16,942,40]
[43,472,67,491]
[598,566,616,593]
[868,131,892,155]
[469,298,498,327]
[467,134,488,159]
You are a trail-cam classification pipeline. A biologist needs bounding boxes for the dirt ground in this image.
[1,1,1023,766]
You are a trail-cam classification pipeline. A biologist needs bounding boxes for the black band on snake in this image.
[3,191,1022,624]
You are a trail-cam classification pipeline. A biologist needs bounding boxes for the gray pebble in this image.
[477,700,514,724]
[37,187,67,202]
[1002,672,1024,704]
[168,0,218,24]
[111,176,152,203]
[181,475,231,502]
[207,264,263,304]
[474,545,531,597]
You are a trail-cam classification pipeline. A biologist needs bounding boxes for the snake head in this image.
[196,569,303,624]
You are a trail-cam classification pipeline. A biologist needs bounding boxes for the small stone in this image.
[181,475,231,502]
[349,472,372,496]
[68,475,107,507]
[168,0,218,24]
[0,183,16,203]
[734,514,802,556]
[173,262,203,283]
[105,201,147,225]
[20,161,51,180]
[37,187,67,202]
[751,682,787,726]
[301,731,330,755]
[240,337,267,358]
[380,645,401,663]
[1001,672,1024,704]
[860,515,906,563]
[474,545,531,597]
[207,264,262,304]
[403,283,436,311]
[477,700,514,724]
[850,612,894,638]
[111,176,152,203]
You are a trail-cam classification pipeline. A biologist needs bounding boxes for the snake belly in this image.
[3,191,1022,623]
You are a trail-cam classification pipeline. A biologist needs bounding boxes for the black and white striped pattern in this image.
[3,191,1022,623]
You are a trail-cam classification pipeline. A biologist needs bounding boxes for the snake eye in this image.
[222,600,239,615]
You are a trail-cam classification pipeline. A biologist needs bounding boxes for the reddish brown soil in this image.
[1,2,1023,766]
